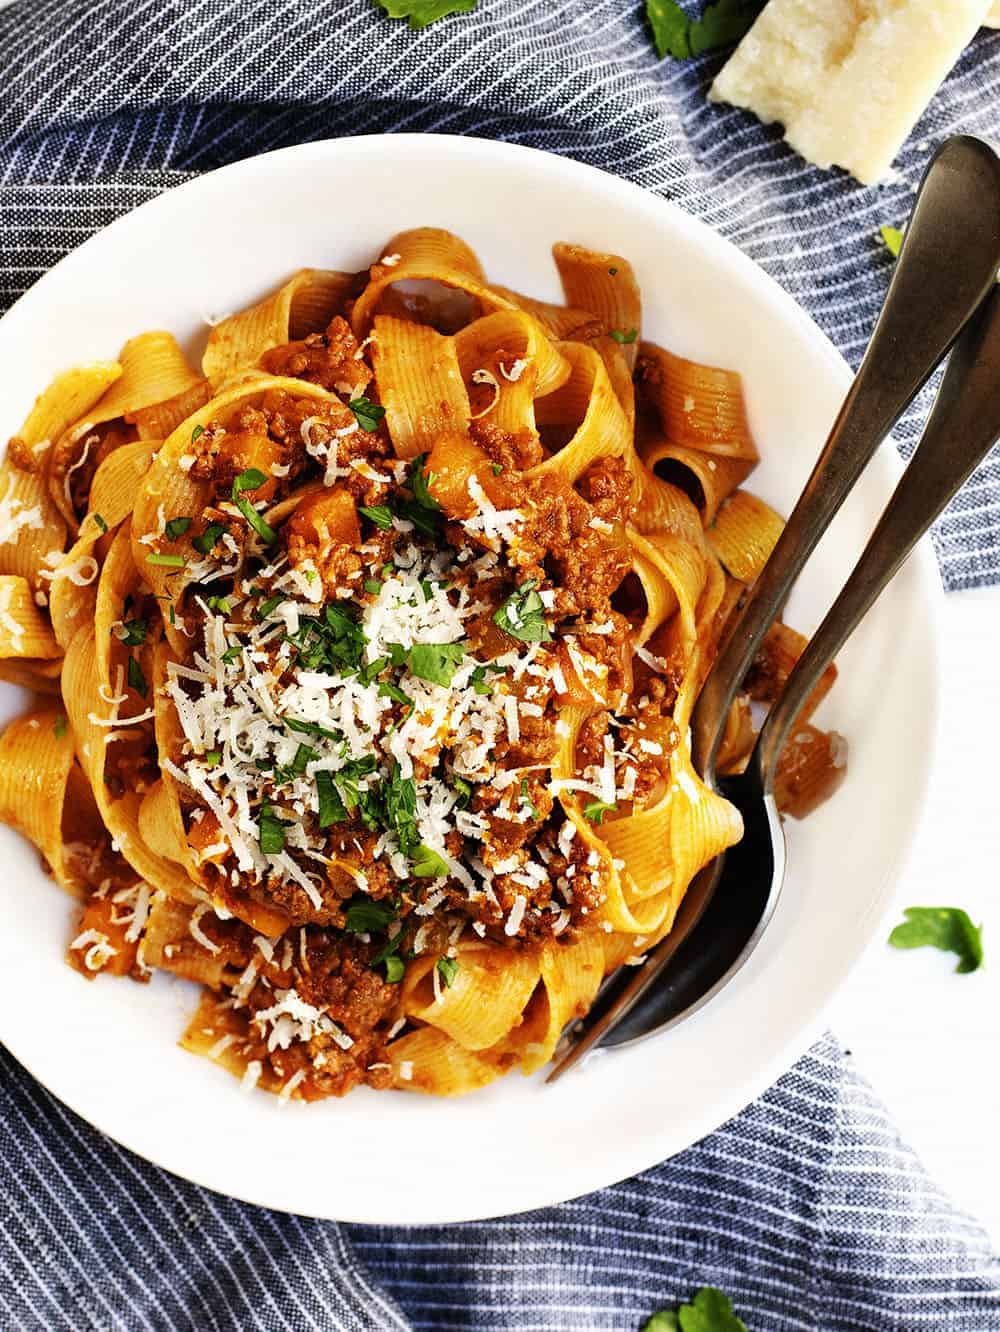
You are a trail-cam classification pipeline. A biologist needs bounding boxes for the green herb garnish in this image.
[583,799,617,824]
[643,1287,747,1332]
[93,513,108,534]
[383,954,406,983]
[374,0,476,27]
[880,224,904,258]
[609,327,638,345]
[344,897,397,934]
[494,580,551,643]
[284,716,342,740]
[437,956,459,988]
[119,618,146,646]
[192,522,226,555]
[411,844,449,878]
[888,907,984,974]
[221,645,243,664]
[147,552,185,568]
[646,0,763,61]
[359,505,394,530]
[519,777,539,820]
[257,593,286,620]
[191,424,204,443]
[206,595,231,613]
[364,579,383,595]
[409,453,441,511]
[258,802,286,854]
[451,775,472,809]
[232,468,277,546]
[491,463,503,476]
[165,516,192,540]
[406,641,466,687]
[203,750,221,767]
[127,656,147,697]
[53,715,68,739]
[316,770,347,828]
[349,397,387,432]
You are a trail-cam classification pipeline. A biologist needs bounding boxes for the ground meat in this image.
[260,316,374,399]
[575,455,633,525]
[239,928,399,1098]
[469,419,545,472]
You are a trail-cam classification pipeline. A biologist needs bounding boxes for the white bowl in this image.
[0,135,940,1223]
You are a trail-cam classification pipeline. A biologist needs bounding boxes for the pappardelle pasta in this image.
[0,229,846,1101]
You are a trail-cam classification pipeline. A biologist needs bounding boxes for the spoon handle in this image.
[757,285,1000,779]
[692,135,1000,781]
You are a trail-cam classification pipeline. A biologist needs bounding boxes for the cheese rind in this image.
[710,0,993,185]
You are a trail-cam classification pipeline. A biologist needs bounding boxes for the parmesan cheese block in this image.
[710,0,993,185]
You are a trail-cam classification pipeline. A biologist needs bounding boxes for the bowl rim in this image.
[0,132,943,1223]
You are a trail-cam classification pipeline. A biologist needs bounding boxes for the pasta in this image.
[0,230,847,1102]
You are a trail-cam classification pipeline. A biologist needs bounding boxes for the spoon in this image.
[547,135,1000,1081]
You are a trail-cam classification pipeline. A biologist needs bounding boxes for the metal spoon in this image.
[547,135,1000,1081]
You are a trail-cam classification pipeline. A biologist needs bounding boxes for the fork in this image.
[547,135,1000,1081]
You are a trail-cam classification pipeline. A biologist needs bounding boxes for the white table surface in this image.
[828,580,999,1245]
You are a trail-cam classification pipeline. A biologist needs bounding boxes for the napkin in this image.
[1,2,999,1329]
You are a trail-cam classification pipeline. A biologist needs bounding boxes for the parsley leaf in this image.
[646,0,763,61]
[411,843,449,878]
[147,552,185,568]
[119,618,147,646]
[494,580,551,643]
[383,953,406,983]
[583,799,617,824]
[53,715,68,739]
[284,716,342,741]
[359,504,394,530]
[609,327,638,344]
[437,956,459,988]
[191,424,204,443]
[221,645,243,664]
[93,513,108,534]
[880,224,904,258]
[232,468,277,546]
[888,907,984,974]
[344,897,397,934]
[469,663,504,694]
[643,1287,747,1332]
[451,775,473,809]
[127,656,147,697]
[257,593,286,620]
[165,516,192,540]
[192,522,226,555]
[374,0,476,30]
[384,763,419,854]
[316,770,347,828]
[519,777,539,820]
[364,578,383,596]
[258,803,286,854]
[203,750,221,767]
[408,453,441,511]
[406,641,466,686]
[349,396,387,432]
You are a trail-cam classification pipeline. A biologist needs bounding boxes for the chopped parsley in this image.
[344,896,397,934]
[206,595,231,613]
[519,777,539,820]
[257,593,286,620]
[93,513,108,534]
[53,715,68,739]
[643,1287,747,1331]
[220,645,243,664]
[583,799,617,824]
[494,580,551,643]
[374,0,476,27]
[359,504,394,530]
[880,224,903,258]
[491,462,503,476]
[349,396,387,432]
[203,750,221,767]
[608,266,618,276]
[192,522,225,555]
[232,468,277,546]
[257,803,286,855]
[646,0,764,61]
[164,516,192,540]
[408,453,441,511]
[469,663,504,694]
[888,907,984,974]
[364,579,383,595]
[191,424,204,443]
[406,641,466,687]
[147,552,185,568]
[383,954,406,983]
[384,763,419,854]
[411,844,449,878]
[284,716,342,740]
[436,956,459,988]
[119,618,146,646]
[316,770,347,828]
[609,327,638,344]
[451,775,473,809]
[126,656,147,697]
[378,679,412,710]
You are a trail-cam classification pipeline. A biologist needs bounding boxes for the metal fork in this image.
[548,135,1000,1081]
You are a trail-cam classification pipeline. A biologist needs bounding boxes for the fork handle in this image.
[692,135,1000,781]
[757,284,1000,782]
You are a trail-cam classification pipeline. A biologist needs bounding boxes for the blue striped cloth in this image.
[1,2,999,1329]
